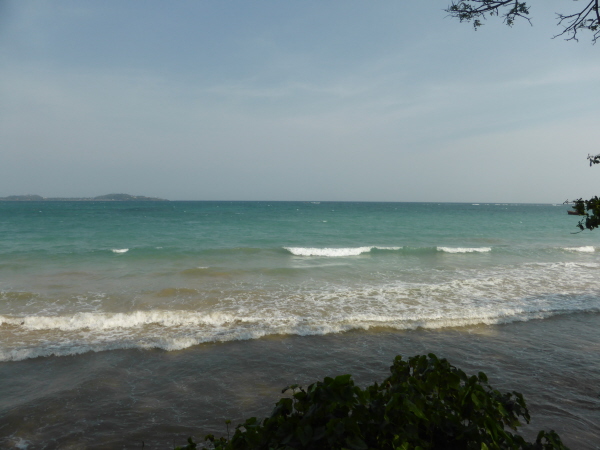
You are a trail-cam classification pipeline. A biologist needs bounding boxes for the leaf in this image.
[471,392,482,408]
[296,424,313,446]
[344,435,369,450]
[403,399,428,421]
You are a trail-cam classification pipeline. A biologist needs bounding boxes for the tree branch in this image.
[446,0,600,42]
[446,1,531,29]
[588,153,600,166]
[554,0,600,43]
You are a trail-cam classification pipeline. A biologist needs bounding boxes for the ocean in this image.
[0,201,599,448]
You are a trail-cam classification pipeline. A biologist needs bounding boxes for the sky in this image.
[1,0,599,202]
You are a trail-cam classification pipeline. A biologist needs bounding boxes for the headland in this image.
[0,193,168,201]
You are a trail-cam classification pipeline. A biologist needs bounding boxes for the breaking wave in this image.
[437,247,492,253]
[2,276,599,362]
[2,306,597,362]
[563,246,595,252]
[284,246,496,257]
[284,247,401,257]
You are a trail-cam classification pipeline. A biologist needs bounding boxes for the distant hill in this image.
[92,194,168,201]
[0,193,168,201]
[0,195,46,201]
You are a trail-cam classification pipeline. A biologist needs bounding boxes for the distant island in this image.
[0,193,168,202]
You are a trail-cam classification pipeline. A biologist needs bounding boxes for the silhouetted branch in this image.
[446,1,531,29]
[446,0,600,42]
[554,0,600,43]
[588,153,600,166]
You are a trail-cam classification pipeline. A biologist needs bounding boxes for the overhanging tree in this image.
[567,154,600,231]
[446,1,600,43]
[447,1,599,231]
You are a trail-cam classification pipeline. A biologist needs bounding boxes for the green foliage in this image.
[176,354,568,450]
[570,196,600,231]
[566,154,600,231]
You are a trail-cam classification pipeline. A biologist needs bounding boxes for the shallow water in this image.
[1,201,599,448]
[2,202,599,361]
[1,312,599,449]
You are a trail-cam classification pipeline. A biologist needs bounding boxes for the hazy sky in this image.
[1,0,598,201]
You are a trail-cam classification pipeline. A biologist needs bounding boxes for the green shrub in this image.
[177,353,567,450]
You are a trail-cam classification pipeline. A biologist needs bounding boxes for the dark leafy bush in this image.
[176,353,568,450]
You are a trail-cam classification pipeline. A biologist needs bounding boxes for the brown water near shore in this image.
[1,312,599,449]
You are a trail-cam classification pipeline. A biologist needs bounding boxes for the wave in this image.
[7,242,598,261]
[285,246,493,257]
[284,246,401,257]
[2,306,598,362]
[0,310,238,331]
[3,261,600,362]
[437,247,492,253]
[563,246,595,252]
[285,247,373,256]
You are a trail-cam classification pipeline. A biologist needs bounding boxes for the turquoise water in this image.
[1,201,599,361]
[1,201,600,448]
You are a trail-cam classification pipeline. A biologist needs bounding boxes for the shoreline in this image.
[1,312,599,449]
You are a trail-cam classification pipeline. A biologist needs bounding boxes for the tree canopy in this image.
[446,1,600,43]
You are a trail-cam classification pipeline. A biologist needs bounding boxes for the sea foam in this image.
[3,257,600,362]
[284,247,400,257]
[2,310,239,331]
[437,247,492,253]
[2,304,597,362]
[563,246,595,252]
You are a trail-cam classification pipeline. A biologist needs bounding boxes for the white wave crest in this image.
[285,247,373,256]
[563,246,595,252]
[284,246,402,256]
[563,262,600,268]
[437,247,491,253]
[2,307,594,362]
[2,310,240,331]
[112,249,129,254]
[0,333,271,362]
[0,343,134,362]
